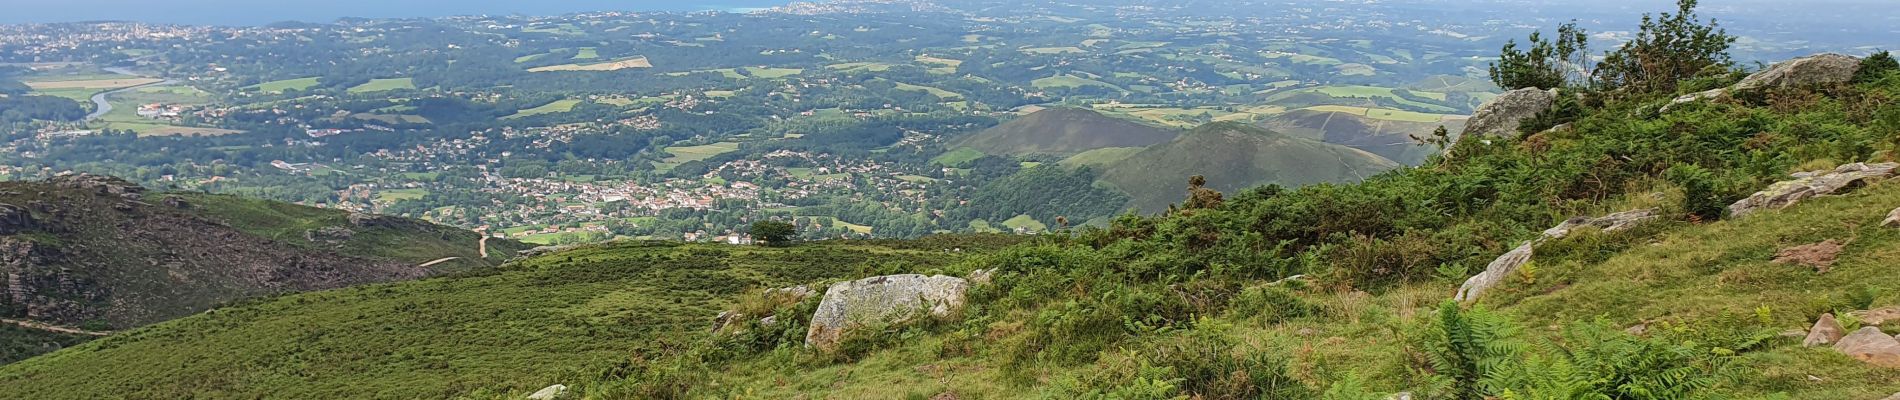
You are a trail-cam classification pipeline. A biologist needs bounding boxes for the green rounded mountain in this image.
[1101,122,1402,212]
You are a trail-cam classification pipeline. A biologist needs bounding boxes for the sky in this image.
[0,0,789,26]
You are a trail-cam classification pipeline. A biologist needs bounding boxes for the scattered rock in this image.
[1832,327,1900,368]
[765,285,816,302]
[711,310,745,333]
[1804,313,1846,347]
[929,392,961,400]
[1663,88,1728,112]
[1883,392,1900,400]
[1296,327,1317,337]
[1729,162,1899,218]
[1734,53,1862,92]
[162,195,191,209]
[1774,240,1844,273]
[1885,207,1900,228]
[1386,392,1414,400]
[1462,87,1558,138]
[759,315,778,326]
[806,274,969,352]
[1625,323,1648,336]
[526,384,568,400]
[968,268,994,285]
[1850,306,1900,327]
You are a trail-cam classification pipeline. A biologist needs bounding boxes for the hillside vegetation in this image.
[1101,122,1401,212]
[9,3,1900,399]
[955,108,1179,157]
[0,174,523,363]
[1256,108,1463,165]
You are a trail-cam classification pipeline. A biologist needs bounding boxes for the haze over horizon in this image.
[0,0,788,26]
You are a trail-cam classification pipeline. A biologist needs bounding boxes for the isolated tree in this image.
[1852,51,1898,84]
[1592,0,1735,93]
[749,220,796,246]
[1489,21,1591,90]
[1411,125,1454,151]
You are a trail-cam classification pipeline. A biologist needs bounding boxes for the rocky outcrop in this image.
[1462,87,1558,138]
[1804,313,1845,347]
[1456,208,1660,303]
[1729,163,1898,218]
[1734,53,1862,92]
[48,172,143,197]
[806,274,969,352]
[305,226,356,244]
[1833,327,1900,368]
[1665,53,1862,112]
[0,203,31,235]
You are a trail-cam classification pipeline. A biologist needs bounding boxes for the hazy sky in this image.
[0,0,786,25]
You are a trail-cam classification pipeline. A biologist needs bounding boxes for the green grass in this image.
[503,99,583,119]
[0,241,971,399]
[374,188,428,202]
[573,47,599,59]
[930,147,985,167]
[246,77,320,93]
[743,67,803,79]
[654,142,743,172]
[891,81,960,99]
[826,62,895,73]
[1057,147,1146,168]
[347,78,415,93]
[1000,214,1048,232]
[1031,74,1122,91]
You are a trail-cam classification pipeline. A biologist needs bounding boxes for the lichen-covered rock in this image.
[47,172,144,197]
[526,384,567,400]
[1884,207,1900,228]
[1457,208,1661,303]
[1804,313,1845,347]
[1833,326,1900,368]
[1728,162,1899,218]
[1734,53,1861,92]
[1662,88,1728,113]
[1542,208,1660,239]
[1455,241,1532,303]
[1462,87,1558,138]
[304,226,356,244]
[806,274,969,352]
[968,268,994,285]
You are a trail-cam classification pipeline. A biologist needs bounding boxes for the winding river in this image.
[84,66,177,121]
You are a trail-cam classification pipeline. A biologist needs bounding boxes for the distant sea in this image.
[0,0,789,26]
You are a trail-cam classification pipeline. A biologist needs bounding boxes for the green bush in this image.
[1853,51,1898,84]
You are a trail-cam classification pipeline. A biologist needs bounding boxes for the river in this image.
[84,66,177,121]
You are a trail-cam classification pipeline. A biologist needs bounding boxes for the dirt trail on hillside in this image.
[1,318,112,336]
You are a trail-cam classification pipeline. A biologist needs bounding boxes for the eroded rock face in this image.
[1734,53,1862,92]
[47,172,144,197]
[1542,208,1661,239]
[1833,327,1900,368]
[1729,162,1899,218]
[0,203,32,235]
[1462,87,1558,138]
[806,274,968,352]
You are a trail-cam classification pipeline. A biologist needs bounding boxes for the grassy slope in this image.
[0,241,978,399]
[1102,122,1402,212]
[955,107,1178,157]
[1256,108,1461,165]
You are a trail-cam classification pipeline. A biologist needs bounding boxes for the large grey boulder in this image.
[1728,162,1899,218]
[1734,53,1862,92]
[1456,208,1660,303]
[805,274,969,352]
[1833,326,1900,368]
[1462,87,1558,138]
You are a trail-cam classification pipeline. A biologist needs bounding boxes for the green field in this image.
[246,77,320,93]
[347,78,416,93]
[743,67,803,78]
[1000,214,1048,232]
[891,81,961,99]
[1057,147,1147,168]
[572,47,599,59]
[503,99,583,119]
[654,142,743,171]
[373,188,428,203]
[930,147,985,166]
[1031,74,1122,91]
[826,62,895,73]
[1020,46,1087,54]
